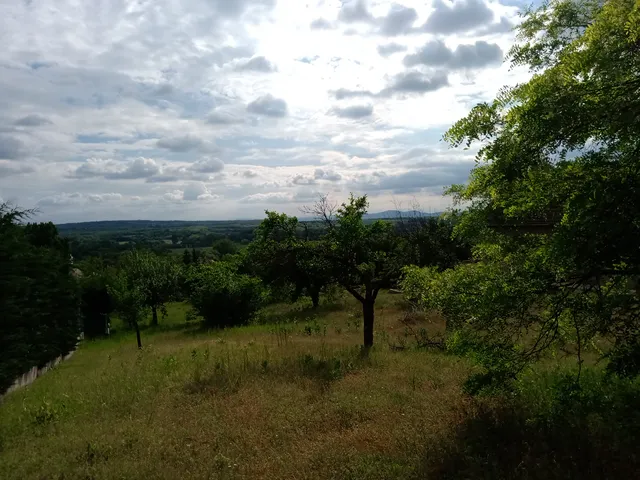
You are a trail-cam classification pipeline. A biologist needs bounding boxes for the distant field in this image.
[0,293,471,479]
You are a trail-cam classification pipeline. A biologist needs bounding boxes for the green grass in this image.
[1,293,638,479]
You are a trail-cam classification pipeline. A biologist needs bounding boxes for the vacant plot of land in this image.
[0,294,471,479]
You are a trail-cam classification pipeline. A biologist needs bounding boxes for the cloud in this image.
[183,182,218,201]
[356,162,474,194]
[242,170,259,178]
[310,18,334,30]
[338,0,376,24]
[37,192,84,207]
[156,135,205,152]
[291,174,317,186]
[206,110,244,125]
[333,71,449,100]
[234,56,277,72]
[330,104,374,119]
[88,193,123,203]
[0,136,27,160]
[422,0,495,34]
[105,158,161,180]
[333,88,378,100]
[404,40,503,70]
[377,43,408,57]
[68,158,160,180]
[475,17,515,35]
[0,162,35,177]
[378,4,418,36]
[240,192,293,204]
[314,168,342,182]
[381,71,449,96]
[247,94,288,117]
[14,114,53,127]
[190,157,225,173]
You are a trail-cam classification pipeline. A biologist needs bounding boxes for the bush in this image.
[420,368,640,479]
[186,262,264,328]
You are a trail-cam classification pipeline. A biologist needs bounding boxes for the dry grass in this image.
[0,292,469,480]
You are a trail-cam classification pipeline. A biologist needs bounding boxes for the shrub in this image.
[186,262,264,328]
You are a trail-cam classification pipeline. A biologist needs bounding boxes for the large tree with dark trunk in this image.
[305,194,403,348]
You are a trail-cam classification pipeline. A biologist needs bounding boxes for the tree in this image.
[246,211,332,308]
[306,194,403,347]
[108,271,146,349]
[119,250,181,327]
[212,238,238,258]
[408,0,640,390]
[182,249,191,266]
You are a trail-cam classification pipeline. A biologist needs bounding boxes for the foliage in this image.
[407,0,640,389]
[307,194,404,346]
[0,204,81,392]
[186,262,265,328]
[246,211,332,308]
[422,368,640,479]
[395,211,472,269]
[118,250,182,326]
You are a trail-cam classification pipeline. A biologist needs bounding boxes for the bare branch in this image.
[300,193,337,228]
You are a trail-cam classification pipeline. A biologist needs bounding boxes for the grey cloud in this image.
[359,163,474,194]
[292,174,317,186]
[37,192,84,207]
[330,104,374,119]
[314,168,342,181]
[0,136,27,160]
[381,71,449,96]
[333,88,378,100]
[156,135,204,152]
[377,43,408,57]
[14,114,53,127]
[190,157,224,173]
[475,17,515,35]
[0,162,35,177]
[310,18,334,29]
[247,94,288,117]
[105,158,160,180]
[422,0,494,34]
[234,56,277,72]
[206,110,244,125]
[397,147,437,162]
[403,40,503,70]
[333,71,448,101]
[242,170,259,178]
[379,5,418,36]
[338,0,376,24]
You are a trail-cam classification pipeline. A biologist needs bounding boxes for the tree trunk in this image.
[310,287,320,309]
[151,305,158,326]
[363,298,375,348]
[134,322,142,349]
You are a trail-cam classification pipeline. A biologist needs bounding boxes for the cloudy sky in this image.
[0,0,529,223]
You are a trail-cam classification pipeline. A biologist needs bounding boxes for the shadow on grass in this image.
[418,377,640,480]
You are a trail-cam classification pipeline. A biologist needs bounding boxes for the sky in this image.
[0,0,530,223]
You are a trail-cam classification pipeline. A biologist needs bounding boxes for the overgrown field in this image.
[1,293,638,479]
[0,294,463,479]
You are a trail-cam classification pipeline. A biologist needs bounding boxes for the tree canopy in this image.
[405,0,640,391]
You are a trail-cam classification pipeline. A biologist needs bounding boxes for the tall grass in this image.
[0,292,637,479]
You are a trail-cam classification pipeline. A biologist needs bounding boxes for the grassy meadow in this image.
[0,293,471,479]
[1,293,638,479]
